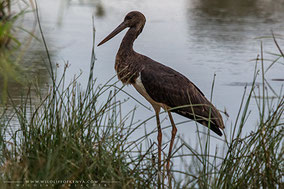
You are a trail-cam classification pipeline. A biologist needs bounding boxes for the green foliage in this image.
[0,0,24,48]
[0,70,157,188]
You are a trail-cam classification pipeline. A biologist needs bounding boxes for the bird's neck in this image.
[118,27,138,54]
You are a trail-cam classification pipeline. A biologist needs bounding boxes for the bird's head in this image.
[98,11,146,46]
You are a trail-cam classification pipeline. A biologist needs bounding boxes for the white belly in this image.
[132,74,168,112]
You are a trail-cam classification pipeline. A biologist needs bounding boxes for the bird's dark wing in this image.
[140,61,224,136]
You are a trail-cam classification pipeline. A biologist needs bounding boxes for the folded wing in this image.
[140,61,224,136]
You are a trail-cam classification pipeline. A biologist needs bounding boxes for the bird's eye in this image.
[125,15,132,20]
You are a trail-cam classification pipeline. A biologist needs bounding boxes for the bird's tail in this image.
[173,103,225,136]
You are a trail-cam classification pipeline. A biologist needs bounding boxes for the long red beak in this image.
[97,21,128,46]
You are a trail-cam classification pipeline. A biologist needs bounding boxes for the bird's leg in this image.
[166,111,177,176]
[155,109,162,188]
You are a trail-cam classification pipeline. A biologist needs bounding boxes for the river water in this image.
[3,0,284,172]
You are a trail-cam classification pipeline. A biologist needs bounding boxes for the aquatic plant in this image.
[173,35,284,188]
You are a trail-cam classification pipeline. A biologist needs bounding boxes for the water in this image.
[2,0,284,172]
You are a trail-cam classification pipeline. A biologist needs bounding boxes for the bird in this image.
[98,11,225,179]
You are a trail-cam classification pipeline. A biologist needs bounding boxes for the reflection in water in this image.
[0,41,54,106]
[95,2,105,17]
[0,13,55,106]
[1,0,105,108]
[187,0,284,44]
[184,0,284,137]
[57,0,105,26]
[185,0,284,77]
[226,81,261,87]
[192,0,284,19]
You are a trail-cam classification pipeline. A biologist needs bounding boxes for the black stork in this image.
[98,11,224,176]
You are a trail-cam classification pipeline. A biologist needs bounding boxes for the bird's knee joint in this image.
[172,127,177,134]
[157,132,162,142]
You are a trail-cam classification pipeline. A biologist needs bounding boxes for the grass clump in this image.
[1,73,156,188]
[0,24,158,187]
[0,5,159,186]
[174,37,284,188]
